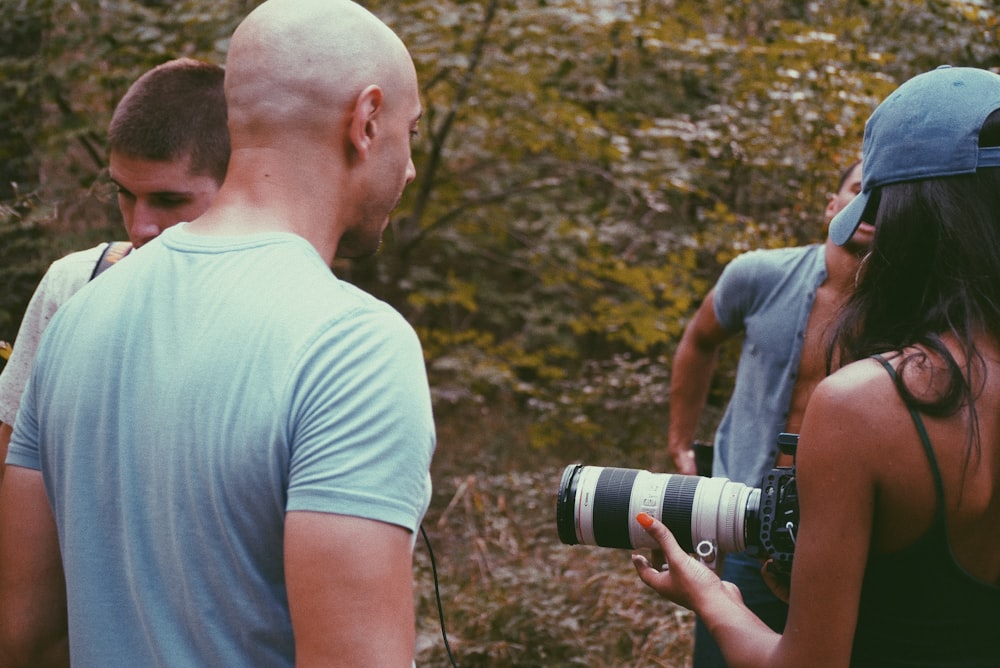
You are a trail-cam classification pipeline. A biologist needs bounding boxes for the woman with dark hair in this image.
[632,66,1000,667]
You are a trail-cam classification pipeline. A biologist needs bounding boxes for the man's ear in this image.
[348,84,384,160]
[824,194,837,221]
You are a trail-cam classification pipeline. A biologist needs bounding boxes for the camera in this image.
[555,433,799,573]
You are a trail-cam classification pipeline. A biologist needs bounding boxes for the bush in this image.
[414,402,697,666]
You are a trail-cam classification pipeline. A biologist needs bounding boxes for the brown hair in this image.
[108,58,229,183]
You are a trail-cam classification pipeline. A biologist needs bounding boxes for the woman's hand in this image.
[630,512,742,612]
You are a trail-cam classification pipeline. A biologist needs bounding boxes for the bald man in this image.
[0,2,434,666]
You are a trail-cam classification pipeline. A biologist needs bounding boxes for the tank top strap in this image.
[872,354,947,514]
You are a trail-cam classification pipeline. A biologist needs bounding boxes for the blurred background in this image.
[1,1,996,664]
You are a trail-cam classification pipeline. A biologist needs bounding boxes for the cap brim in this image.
[828,189,871,246]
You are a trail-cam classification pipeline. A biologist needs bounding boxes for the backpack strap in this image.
[89,241,134,280]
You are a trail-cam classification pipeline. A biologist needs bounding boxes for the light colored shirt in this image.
[9,225,436,667]
[0,243,109,424]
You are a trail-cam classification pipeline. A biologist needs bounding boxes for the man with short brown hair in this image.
[0,57,228,485]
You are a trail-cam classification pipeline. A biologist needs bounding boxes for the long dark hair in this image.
[831,110,1000,451]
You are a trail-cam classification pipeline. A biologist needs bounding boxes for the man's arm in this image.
[0,465,69,668]
[285,511,417,668]
[665,290,732,474]
[0,422,11,485]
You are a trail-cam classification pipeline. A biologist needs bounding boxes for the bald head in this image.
[225,0,414,147]
[202,0,422,263]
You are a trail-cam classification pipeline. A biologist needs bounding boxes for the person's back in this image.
[15,225,434,664]
[814,339,997,667]
[816,67,1000,667]
[0,1,433,666]
[830,70,1000,665]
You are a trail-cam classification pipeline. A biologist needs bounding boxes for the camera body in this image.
[556,433,799,573]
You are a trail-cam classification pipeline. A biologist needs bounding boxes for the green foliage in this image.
[0,194,47,336]
[0,0,254,338]
[366,0,997,452]
[2,0,998,454]
[0,2,46,201]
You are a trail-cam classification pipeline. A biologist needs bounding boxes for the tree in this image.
[361,0,995,455]
[2,0,996,460]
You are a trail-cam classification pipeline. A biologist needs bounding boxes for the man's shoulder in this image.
[323,279,417,340]
[727,243,820,269]
[46,243,111,277]
[232,245,416,342]
[713,244,823,324]
[32,243,112,304]
[720,243,822,284]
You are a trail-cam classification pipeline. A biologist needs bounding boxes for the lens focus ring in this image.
[591,468,638,549]
[661,476,699,552]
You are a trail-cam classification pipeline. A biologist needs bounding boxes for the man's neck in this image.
[823,236,864,295]
[186,148,347,265]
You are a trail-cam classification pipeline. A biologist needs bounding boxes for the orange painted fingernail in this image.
[636,512,654,528]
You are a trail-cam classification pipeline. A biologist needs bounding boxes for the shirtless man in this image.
[665,160,865,667]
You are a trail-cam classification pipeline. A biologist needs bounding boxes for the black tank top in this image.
[850,356,1000,667]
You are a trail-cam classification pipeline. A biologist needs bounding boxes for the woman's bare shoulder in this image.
[812,356,899,414]
[797,355,912,470]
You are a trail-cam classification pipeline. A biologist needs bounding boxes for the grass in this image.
[413,401,697,667]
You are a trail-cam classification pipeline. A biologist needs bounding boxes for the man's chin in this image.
[844,222,875,250]
[335,213,392,260]
[335,237,383,260]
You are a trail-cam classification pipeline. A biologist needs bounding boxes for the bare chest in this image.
[782,287,846,458]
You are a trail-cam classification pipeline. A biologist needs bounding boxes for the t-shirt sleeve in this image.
[4,317,50,471]
[712,250,766,333]
[284,306,435,533]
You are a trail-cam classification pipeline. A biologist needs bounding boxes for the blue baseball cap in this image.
[830,66,1000,246]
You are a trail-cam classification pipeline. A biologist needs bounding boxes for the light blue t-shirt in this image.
[8,225,436,667]
[710,243,826,486]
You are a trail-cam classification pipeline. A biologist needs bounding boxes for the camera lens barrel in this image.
[590,466,640,548]
[556,464,756,555]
